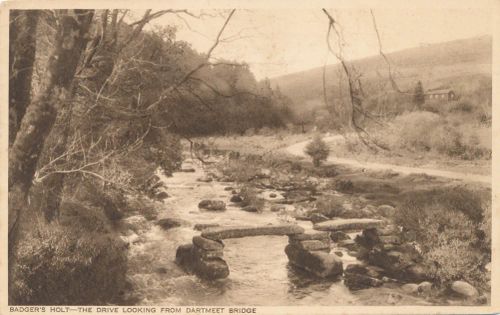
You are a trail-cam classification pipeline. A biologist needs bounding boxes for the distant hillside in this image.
[270,35,492,113]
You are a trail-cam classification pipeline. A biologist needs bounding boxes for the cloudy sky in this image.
[147,5,492,80]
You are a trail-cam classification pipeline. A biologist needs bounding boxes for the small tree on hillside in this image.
[413,81,425,108]
[305,135,330,167]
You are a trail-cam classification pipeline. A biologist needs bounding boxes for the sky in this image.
[146,7,492,80]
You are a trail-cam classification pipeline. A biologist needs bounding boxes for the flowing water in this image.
[122,158,440,306]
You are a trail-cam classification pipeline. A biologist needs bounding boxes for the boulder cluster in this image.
[350,224,429,286]
[175,236,229,280]
[285,231,343,278]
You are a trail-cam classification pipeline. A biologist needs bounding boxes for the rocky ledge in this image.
[313,218,385,231]
[201,224,305,240]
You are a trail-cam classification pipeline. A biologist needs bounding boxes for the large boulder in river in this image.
[451,281,479,298]
[344,264,383,290]
[230,195,243,203]
[201,224,305,240]
[285,244,343,278]
[330,231,351,242]
[175,244,229,280]
[198,200,226,211]
[192,236,224,251]
[313,218,385,231]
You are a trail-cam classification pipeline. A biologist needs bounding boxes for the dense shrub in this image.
[219,159,260,182]
[450,99,474,113]
[394,187,490,288]
[314,196,345,218]
[11,218,127,305]
[72,181,127,221]
[58,200,112,233]
[304,136,330,167]
[373,111,491,160]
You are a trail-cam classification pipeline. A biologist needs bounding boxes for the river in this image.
[122,158,440,306]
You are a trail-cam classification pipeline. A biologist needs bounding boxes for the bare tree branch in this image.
[370,9,410,95]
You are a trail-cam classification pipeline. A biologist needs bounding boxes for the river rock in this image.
[285,244,343,278]
[405,264,429,282]
[198,200,226,211]
[195,257,230,279]
[401,283,419,294]
[291,239,330,251]
[194,223,220,231]
[310,213,329,223]
[367,249,413,274]
[197,176,213,183]
[269,193,277,198]
[242,205,258,212]
[192,236,224,251]
[355,228,381,249]
[180,168,196,173]
[224,186,233,191]
[156,218,183,230]
[344,264,383,290]
[289,231,329,241]
[313,218,385,231]
[202,224,305,240]
[417,281,432,293]
[175,244,229,280]
[230,195,243,203]
[192,245,224,259]
[330,231,350,242]
[451,281,479,298]
[152,191,169,202]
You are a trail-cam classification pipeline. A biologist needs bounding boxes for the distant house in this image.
[424,88,457,101]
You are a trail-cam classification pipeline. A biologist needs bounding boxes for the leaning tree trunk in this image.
[8,9,94,303]
[9,10,39,146]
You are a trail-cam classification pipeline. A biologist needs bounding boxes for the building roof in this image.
[425,89,454,95]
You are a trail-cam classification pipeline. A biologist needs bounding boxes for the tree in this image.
[8,10,94,302]
[304,135,330,167]
[413,80,425,107]
[9,10,39,145]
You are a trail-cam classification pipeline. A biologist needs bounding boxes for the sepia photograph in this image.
[2,0,498,312]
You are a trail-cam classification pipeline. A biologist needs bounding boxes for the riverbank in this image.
[202,133,491,182]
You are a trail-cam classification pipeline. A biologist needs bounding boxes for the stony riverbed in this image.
[118,156,486,306]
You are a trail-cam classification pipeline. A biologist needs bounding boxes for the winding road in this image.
[285,135,491,184]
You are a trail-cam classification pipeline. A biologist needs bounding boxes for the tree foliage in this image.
[413,80,425,107]
[305,135,330,167]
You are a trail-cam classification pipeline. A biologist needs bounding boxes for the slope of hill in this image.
[270,35,492,113]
